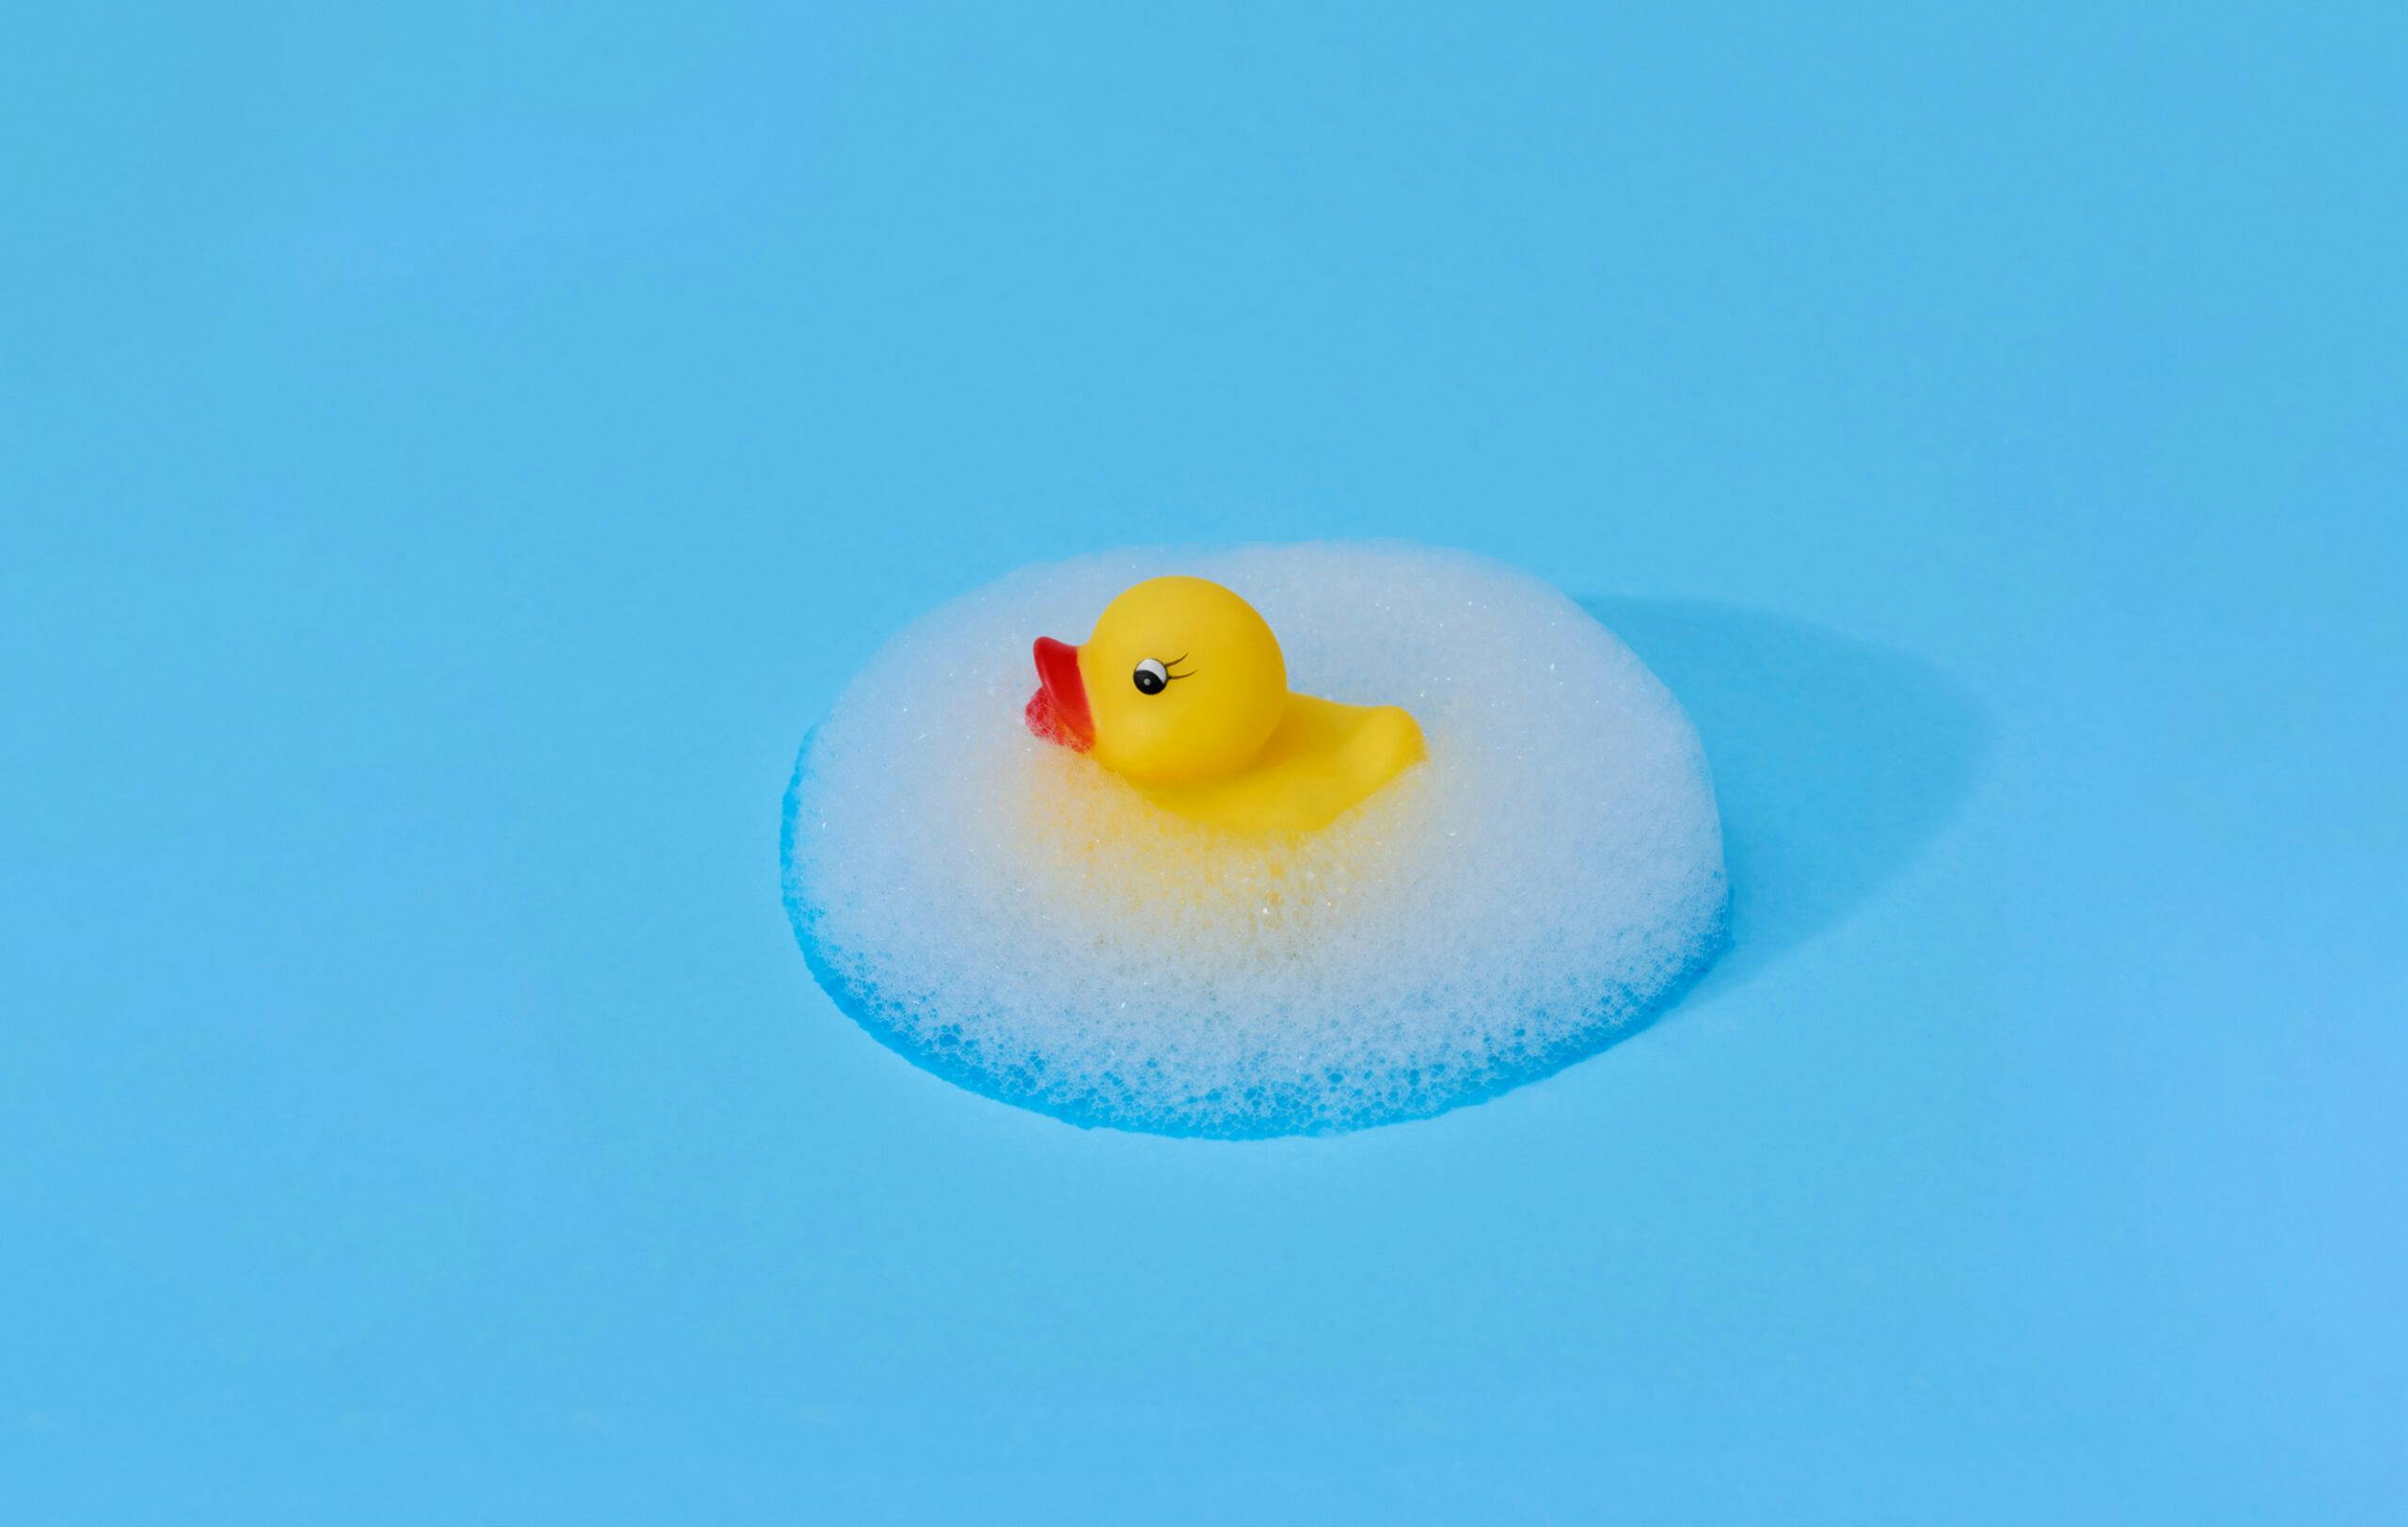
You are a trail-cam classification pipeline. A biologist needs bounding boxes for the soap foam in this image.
[781,543,1727,1137]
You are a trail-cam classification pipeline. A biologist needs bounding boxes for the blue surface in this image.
[4,3,2401,1522]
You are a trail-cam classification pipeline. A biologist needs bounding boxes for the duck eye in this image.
[1132,659,1169,695]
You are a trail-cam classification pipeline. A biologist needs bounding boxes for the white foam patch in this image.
[782,543,1727,1136]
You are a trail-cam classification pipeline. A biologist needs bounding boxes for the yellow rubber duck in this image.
[1023,576,1426,833]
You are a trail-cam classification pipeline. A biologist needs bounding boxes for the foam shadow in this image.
[1584,598,1989,986]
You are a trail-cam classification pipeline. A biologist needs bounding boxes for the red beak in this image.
[1025,636,1093,751]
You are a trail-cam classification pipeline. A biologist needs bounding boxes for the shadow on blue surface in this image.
[1586,598,1989,985]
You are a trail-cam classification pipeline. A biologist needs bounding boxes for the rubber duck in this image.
[1023,576,1425,833]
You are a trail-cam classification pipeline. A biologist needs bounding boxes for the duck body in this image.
[1024,576,1426,834]
[1133,692,1425,834]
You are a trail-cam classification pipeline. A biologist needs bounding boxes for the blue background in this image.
[5,2,2401,1521]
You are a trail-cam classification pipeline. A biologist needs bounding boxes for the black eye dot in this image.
[1133,659,1169,695]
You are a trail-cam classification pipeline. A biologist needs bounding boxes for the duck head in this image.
[1025,576,1288,785]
